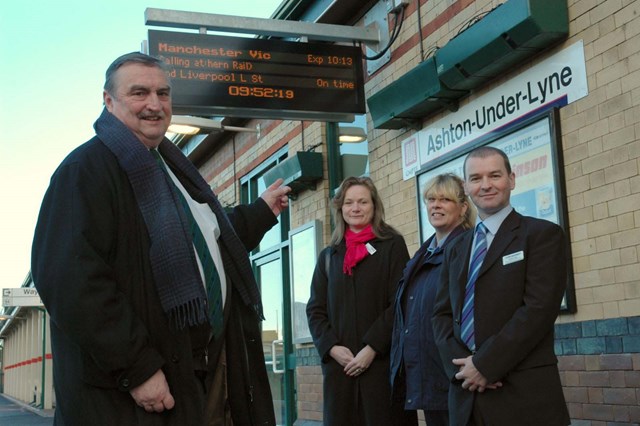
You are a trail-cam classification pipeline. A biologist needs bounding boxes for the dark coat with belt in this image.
[390,226,465,412]
[432,210,570,426]
[31,137,276,426]
[306,233,410,426]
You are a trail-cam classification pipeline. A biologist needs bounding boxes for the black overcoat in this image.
[32,138,276,426]
[307,234,410,426]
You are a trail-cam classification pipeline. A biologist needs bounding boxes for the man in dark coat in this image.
[432,146,570,426]
[31,52,289,425]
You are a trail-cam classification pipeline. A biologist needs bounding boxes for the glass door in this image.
[255,250,295,426]
[242,147,295,426]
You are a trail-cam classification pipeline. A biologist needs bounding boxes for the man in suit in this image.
[32,52,289,425]
[432,146,570,426]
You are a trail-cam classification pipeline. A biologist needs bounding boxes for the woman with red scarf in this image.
[307,177,415,426]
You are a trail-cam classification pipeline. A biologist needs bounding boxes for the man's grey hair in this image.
[103,52,169,95]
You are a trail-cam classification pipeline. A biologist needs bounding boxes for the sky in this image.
[0,0,283,295]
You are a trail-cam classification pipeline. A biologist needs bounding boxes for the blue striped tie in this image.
[460,222,488,351]
[152,150,224,339]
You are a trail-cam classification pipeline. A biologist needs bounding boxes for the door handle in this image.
[271,339,284,374]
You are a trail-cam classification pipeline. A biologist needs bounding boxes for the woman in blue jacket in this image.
[390,173,475,425]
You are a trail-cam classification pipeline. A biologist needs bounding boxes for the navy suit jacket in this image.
[432,210,570,426]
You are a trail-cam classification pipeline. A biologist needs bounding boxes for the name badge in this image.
[502,251,524,265]
[365,243,377,255]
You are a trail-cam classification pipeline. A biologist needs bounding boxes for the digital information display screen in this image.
[148,30,365,116]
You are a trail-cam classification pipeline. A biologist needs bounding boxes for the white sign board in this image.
[402,40,588,179]
[2,288,43,307]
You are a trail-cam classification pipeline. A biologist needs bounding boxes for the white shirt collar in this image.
[479,205,513,236]
[477,205,512,249]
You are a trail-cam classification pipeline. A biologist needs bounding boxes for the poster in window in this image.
[416,110,575,312]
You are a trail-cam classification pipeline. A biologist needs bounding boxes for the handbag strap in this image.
[325,249,330,277]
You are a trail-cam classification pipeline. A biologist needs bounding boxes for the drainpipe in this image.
[325,122,342,198]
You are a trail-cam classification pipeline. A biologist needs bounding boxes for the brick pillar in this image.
[295,365,323,424]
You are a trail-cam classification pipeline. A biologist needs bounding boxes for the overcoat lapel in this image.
[405,237,432,280]
[477,211,521,277]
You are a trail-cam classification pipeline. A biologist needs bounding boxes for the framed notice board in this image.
[289,220,322,343]
[416,109,576,312]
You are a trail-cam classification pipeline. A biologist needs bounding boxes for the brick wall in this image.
[557,0,640,323]
[556,316,640,425]
[294,317,640,425]
[295,346,323,426]
[295,365,323,425]
[560,353,640,425]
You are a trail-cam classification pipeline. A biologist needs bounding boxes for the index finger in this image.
[266,178,285,190]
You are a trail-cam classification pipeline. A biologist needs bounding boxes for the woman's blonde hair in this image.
[330,176,399,246]
[422,173,476,230]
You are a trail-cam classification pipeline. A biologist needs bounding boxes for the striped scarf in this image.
[94,108,264,329]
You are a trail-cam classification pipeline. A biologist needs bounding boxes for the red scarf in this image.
[343,224,376,275]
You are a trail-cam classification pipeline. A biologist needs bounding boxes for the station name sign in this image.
[148,30,365,116]
[2,288,43,307]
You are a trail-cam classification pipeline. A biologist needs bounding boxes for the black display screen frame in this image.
[148,30,365,115]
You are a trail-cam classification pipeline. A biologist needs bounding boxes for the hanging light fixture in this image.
[338,126,367,143]
[168,115,260,135]
[168,115,224,135]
